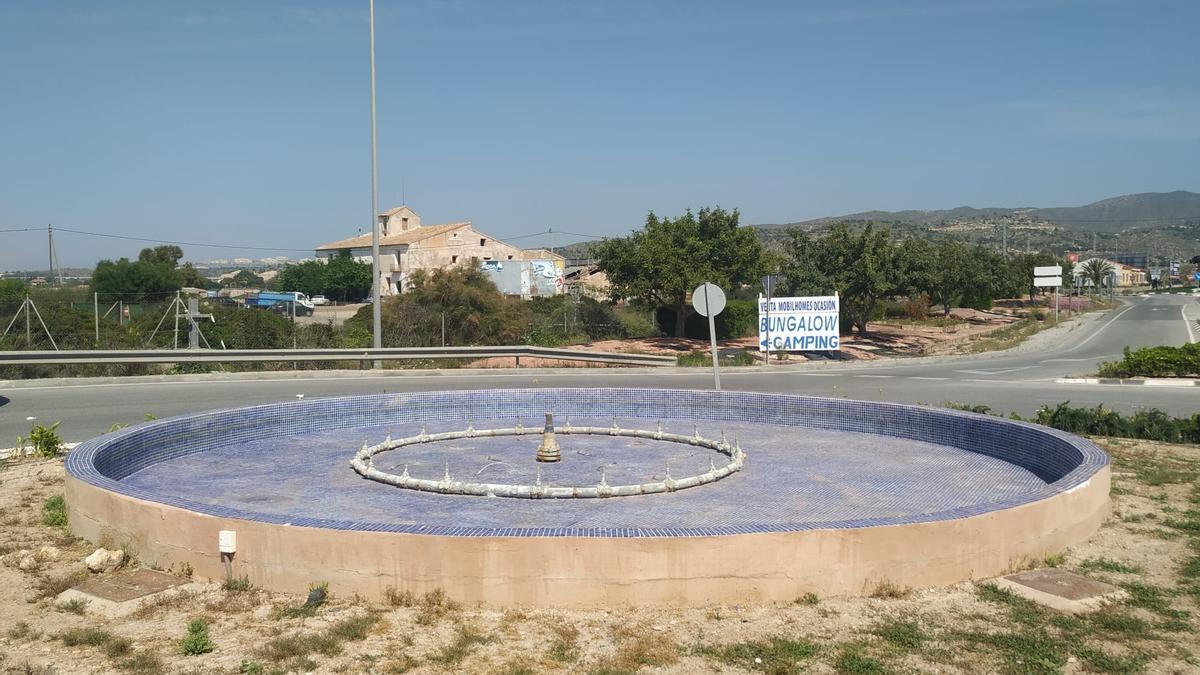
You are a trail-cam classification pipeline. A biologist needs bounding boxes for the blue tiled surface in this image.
[65,389,1109,538]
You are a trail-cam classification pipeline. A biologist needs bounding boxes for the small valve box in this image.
[218,530,236,554]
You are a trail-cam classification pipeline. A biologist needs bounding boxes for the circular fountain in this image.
[64,388,1110,607]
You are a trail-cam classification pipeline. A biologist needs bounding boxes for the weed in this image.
[955,629,1065,674]
[131,590,196,619]
[834,645,888,674]
[973,583,1046,626]
[1042,551,1068,568]
[42,495,67,527]
[60,627,115,647]
[548,623,580,663]
[326,613,380,641]
[180,618,216,655]
[870,617,928,650]
[37,570,87,598]
[257,613,379,663]
[239,661,266,675]
[1087,610,1150,639]
[57,598,90,614]
[7,622,40,641]
[796,592,819,605]
[29,421,64,457]
[223,575,254,592]
[868,579,911,599]
[414,588,461,625]
[384,586,415,607]
[104,636,133,658]
[1079,557,1143,574]
[116,651,165,675]
[1120,581,1182,616]
[180,561,193,577]
[431,624,493,665]
[1074,646,1150,674]
[695,636,819,673]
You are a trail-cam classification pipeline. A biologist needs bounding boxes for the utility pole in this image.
[1002,221,1008,260]
[47,224,55,285]
[368,0,382,366]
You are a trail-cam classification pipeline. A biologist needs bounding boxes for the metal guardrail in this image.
[0,346,676,367]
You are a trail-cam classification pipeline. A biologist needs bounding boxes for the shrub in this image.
[181,619,216,656]
[1098,343,1200,378]
[30,421,63,458]
[43,495,67,527]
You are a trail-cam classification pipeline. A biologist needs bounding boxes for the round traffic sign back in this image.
[692,282,726,317]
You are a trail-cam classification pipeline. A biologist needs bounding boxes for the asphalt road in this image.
[2,294,1197,443]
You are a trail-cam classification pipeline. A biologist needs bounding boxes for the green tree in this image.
[91,257,182,302]
[1077,258,1115,294]
[0,278,25,307]
[596,207,763,337]
[180,263,211,289]
[138,245,184,266]
[273,254,371,301]
[781,223,903,334]
[219,270,266,289]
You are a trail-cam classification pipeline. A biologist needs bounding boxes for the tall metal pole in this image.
[94,292,100,346]
[369,0,382,364]
[47,224,54,284]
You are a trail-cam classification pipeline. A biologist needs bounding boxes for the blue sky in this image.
[1,0,1197,270]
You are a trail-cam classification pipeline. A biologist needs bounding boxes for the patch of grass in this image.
[1074,645,1150,674]
[116,651,166,675]
[180,618,216,656]
[868,579,911,599]
[1042,551,1068,568]
[974,583,1047,626]
[42,494,67,527]
[104,636,133,658]
[57,598,90,614]
[1135,465,1197,486]
[384,586,415,607]
[833,645,889,674]
[414,588,461,626]
[796,592,819,605]
[223,575,254,592]
[1120,581,1183,617]
[430,624,493,665]
[257,613,379,663]
[60,627,116,647]
[1079,557,1143,574]
[870,618,928,650]
[7,622,40,641]
[131,590,197,619]
[695,636,819,674]
[548,623,580,663]
[1087,610,1151,639]
[955,629,1066,675]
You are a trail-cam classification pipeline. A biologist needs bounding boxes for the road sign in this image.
[758,295,840,351]
[692,283,726,391]
[1034,276,1062,287]
[692,283,726,317]
[1033,265,1063,277]
[761,275,780,297]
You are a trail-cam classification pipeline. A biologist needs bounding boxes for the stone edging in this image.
[1055,377,1200,387]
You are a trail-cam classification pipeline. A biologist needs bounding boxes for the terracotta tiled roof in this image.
[315,222,470,251]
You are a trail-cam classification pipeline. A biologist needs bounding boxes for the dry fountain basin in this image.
[65,388,1109,607]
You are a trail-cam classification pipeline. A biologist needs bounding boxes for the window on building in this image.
[480,238,486,246]
[452,255,458,263]
[507,255,513,260]
[401,217,409,228]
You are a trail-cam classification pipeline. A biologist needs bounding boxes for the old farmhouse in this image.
[315,206,564,297]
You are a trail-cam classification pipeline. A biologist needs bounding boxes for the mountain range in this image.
[757,190,1200,233]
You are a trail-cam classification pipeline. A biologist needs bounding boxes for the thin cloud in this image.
[1013,92,1200,141]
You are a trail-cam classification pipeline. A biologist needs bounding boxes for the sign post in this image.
[692,282,726,391]
[761,275,779,366]
[1034,265,1063,323]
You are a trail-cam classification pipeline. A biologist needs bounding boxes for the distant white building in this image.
[314,205,563,297]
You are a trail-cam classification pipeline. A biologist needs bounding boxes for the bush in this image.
[30,421,63,458]
[656,299,759,340]
[1033,403,1200,444]
[43,495,67,527]
[181,619,216,656]
[1098,344,1200,378]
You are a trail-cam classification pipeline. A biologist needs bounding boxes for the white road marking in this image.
[909,376,949,381]
[855,375,895,379]
[1183,304,1199,344]
[1059,302,1138,352]
[954,366,1039,375]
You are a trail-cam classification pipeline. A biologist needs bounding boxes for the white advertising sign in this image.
[1034,276,1063,287]
[758,295,839,351]
[1034,265,1063,276]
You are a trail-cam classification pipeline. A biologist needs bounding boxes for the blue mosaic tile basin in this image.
[65,389,1109,538]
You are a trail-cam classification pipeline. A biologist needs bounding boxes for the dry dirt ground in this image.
[464,298,1101,369]
[3,435,1198,675]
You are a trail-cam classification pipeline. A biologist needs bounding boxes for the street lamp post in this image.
[368,0,382,363]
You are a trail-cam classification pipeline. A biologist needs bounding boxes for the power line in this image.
[1,225,312,252]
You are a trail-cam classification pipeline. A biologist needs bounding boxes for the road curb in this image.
[1054,377,1200,387]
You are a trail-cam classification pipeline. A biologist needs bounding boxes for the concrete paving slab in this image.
[56,568,201,618]
[994,568,1127,613]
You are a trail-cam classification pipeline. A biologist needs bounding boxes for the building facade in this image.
[1072,258,1147,287]
[314,206,563,297]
